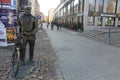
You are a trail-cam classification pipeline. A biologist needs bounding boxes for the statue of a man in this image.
[18,6,38,65]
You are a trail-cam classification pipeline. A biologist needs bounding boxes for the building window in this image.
[68,4,70,15]
[97,17,102,26]
[88,0,95,16]
[71,1,74,14]
[106,0,117,13]
[64,7,66,16]
[98,0,103,13]
[88,0,95,26]
[74,0,78,14]
[78,0,83,13]
[88,17,94,26]
[118,18,120,26]
[105,17,115,26]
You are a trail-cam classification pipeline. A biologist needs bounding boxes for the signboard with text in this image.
[0,0,11,5]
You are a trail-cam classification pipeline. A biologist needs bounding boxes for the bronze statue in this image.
[18,6,38,65]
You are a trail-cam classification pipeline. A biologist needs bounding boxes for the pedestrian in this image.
[47,22,49,28]
[18,5,38,65]
[56,23,59,31]
[51,22,54,30]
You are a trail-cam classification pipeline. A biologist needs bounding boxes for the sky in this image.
[38,0,60,16]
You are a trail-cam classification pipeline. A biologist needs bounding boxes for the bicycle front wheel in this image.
[11,50,20,77]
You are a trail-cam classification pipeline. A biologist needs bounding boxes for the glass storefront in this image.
[88,17,94,26]
[105,17,115,26]
[97,17,102,26]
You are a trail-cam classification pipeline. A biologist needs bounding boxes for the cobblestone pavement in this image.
[0,29,64,80]
[78,27,120,48]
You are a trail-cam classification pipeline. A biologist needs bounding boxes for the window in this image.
[88,0,95,26]
[78,0,83,13]
[71,1,74,14]
[68,4,70,15]
[99,0,103,13]
[88,17,94,26]
[63,7,66,16]
[106,0,117,13]
[105,17,115,26]
[74,0,78,6]
[74,0,78,14]
[97,17,102,26]
[88,0,95,16]
[118,18,120,26]
[74,0,78,13]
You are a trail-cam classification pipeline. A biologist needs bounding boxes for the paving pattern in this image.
[78,27,120,48]
[0,29,64,80]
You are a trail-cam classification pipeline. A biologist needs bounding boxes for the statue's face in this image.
[25,7,31,15]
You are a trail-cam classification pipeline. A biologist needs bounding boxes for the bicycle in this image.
[11,32,25,77]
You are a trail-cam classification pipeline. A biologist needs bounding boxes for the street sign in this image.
[37,16,41,20]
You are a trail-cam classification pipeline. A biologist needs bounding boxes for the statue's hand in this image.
[23,32,31,36]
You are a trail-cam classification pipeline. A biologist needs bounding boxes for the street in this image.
[1,23,120,80]
[45,23,120,80]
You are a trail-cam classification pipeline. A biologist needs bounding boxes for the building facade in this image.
[54,0,120,31]
[29,0,40,16]
[48,8,55,23]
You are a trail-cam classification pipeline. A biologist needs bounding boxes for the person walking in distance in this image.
[18,6,38,65]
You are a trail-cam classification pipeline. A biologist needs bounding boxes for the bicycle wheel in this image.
[11,50,20,77]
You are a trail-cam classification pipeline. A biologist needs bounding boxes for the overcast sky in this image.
[38,0,60,16]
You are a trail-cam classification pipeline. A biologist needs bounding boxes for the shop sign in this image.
[101,13,116,17]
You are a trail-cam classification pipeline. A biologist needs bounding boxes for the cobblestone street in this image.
[0,29,63,80]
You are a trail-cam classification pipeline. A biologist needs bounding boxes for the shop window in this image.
[97,17,102,26]
[88,17,94,26]
[105,17,115,26]
[118,18,120,27]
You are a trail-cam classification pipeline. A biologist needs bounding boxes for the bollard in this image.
[108,26,111,45]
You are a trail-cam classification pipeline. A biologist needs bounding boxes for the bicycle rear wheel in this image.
[11,50,20,77]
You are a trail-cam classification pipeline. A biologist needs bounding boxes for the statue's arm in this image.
[31,17,38,34]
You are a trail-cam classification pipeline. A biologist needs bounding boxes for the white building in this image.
[54,0,120,31]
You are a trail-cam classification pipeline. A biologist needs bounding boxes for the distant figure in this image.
[47,22,49,28]
[51,22,54,30]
